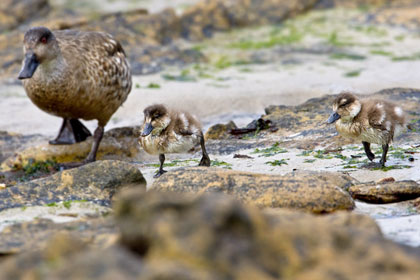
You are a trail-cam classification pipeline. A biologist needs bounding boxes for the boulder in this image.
[151,167,355,213]
[113,189,420,280]
[349,180,420,203]
[0,160,146,211]
[0,189,419,279]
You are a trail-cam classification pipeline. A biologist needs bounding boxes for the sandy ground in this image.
[1,8,420,248]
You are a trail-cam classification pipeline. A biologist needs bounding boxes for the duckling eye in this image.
[40,37,48,44]
[153,113,160,119]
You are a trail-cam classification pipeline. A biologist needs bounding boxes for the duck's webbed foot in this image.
[362,141,375,161]
[49,118,92,145]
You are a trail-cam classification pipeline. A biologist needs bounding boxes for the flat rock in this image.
[349,180,420,203]
[1,126,142,172]
[0,217,117,255]
[112,189,420,280]
[0,160,146,211]
[151,167,356,213]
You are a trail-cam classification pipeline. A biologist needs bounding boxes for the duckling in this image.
[139,104,211,177]
[18,26,131,165]
[327,92,410,167]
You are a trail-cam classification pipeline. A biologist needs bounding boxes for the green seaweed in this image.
[330,53,366,60]
[211,160,232,169]
[229,26,303,50]
[252,142,288,157]
[265,159,288,166]
[344,70,362,77]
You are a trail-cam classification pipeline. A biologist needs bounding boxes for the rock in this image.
[1,126,142,172]
[263,208,382,236]
[151,167,355,213]
[0,0,50,32]
[0,217,117,255]
[113,189,420,280]
[205,121,237,140]
[349,180,420,203]
[229,88,420,149]
[0,234,144,280]
[0,160,146,211]
[180,0,319,40]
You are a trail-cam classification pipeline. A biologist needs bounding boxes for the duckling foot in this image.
[362,142,375,161]
[199,155,211,167]
[153,169,167,178]
[49,118,92,145]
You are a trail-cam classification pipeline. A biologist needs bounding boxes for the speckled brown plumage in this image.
[19,26,132,164]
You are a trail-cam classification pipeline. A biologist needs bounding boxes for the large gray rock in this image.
[151,167,356,213]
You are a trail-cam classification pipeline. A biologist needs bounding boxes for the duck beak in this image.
[327,112,341,124]
[141,123,154,136]
[18,52,39,80]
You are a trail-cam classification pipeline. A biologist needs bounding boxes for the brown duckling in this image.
[18,26,131,165]
[327,92,410,166]
[139,104,211,177]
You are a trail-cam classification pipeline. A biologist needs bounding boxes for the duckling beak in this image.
[18,52,39,80]
[327,112,341,124]
[141,123,154,136]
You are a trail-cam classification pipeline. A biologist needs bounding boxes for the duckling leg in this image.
[49,118,92,145]
[84,126,104,163]
[154,154,167,178]
[362,141,375,161]
[379,144,389,167]
[199,135,211,167]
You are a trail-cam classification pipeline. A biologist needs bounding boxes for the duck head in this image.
[141,104,171,136]
[18,27,59,80]
[327,92,361,124]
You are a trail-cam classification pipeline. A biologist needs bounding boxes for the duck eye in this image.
[153,113,160,119]
[40,37,47,44]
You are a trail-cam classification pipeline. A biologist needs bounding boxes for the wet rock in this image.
[205,121,237,140]
[151,167,355,213]
[114,189,420,280]
[349,180,420,203]
[0,160,146,211]
[1,126,142,171]
[0,0,50,32]
[0,217,117,255]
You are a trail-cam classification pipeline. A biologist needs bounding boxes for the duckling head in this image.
[141,104,171,136]
[327,92,361,124]
[18,26,59,80]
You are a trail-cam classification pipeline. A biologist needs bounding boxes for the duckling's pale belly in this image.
[335,121,390,145]
[140,133,200,155]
